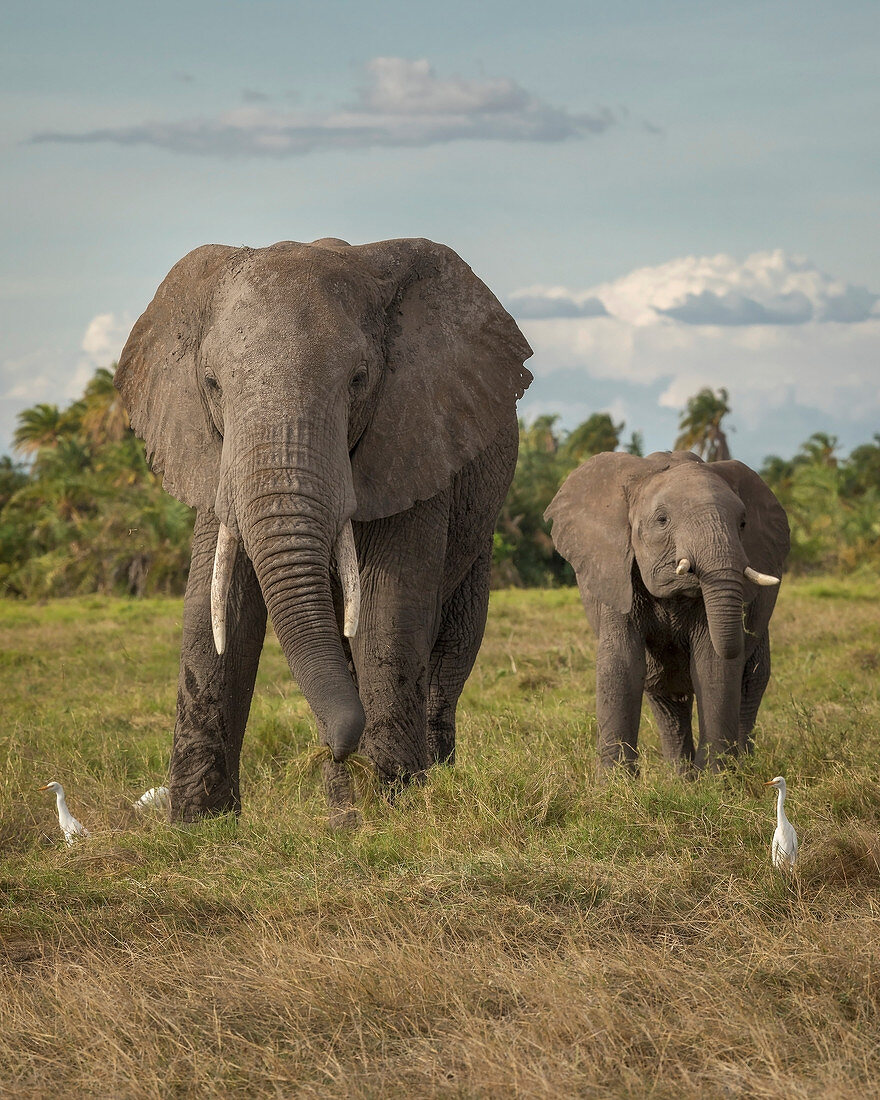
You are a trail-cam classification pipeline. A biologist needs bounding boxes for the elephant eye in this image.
[740,517,747,531]
[349,363,369,392]
[656,512,668,527]
[204,370,221,394]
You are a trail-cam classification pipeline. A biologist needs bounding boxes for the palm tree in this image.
[12,404,68,455]
[799,432,839,468]
[561,412,624,464]
[80,365,129,446]
[520,414,560,455]
[844,434,880,495]
[625,431,644,457]
[674,387,732,461]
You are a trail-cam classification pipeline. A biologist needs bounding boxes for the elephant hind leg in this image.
[427,545,493,766]
[646,690,695,771]
[739,632,771,754]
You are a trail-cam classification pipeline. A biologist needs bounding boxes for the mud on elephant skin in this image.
[545,451,790,773]
[115,237,533,821]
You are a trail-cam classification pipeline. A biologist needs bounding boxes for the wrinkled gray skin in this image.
[546,452,790,772]
[115,238,532,821]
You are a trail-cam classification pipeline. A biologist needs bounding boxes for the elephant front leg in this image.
[691,633,744,770]
[170,513,267,821]
[739,631,771,754]
[594,608,646,773]
[351,502,447,784]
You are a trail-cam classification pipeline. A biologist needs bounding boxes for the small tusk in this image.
[745,566,780,587]
[211,522,238,655]
[335,520,361,639]
[675,558,691,576]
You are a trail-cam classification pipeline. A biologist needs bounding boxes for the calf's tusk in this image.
[675,558,692,576]
[211,522,238,655]
[334,520,361,639]
[745,565,780,587]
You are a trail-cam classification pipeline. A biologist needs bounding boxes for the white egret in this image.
[133,786,170,813]
[764,775,797,872]
[39,781,90,845]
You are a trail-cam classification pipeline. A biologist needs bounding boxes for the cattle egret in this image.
[764,775,797,872]
[38,781,90,845]
[133,786,170,813]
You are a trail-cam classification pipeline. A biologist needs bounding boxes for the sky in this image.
[2,0,878,468]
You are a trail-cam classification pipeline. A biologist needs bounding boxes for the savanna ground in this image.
[2,578,880,1098]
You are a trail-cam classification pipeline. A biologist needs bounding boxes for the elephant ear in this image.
[114,244,238,511]
[545,452,652,615]
[710,460,791,574]
[347,239,533,522]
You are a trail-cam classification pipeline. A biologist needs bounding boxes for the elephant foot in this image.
[168,783,240,824]
[322,760,361,830]
[596,753,640,780]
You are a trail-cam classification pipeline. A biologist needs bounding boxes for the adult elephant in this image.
[115,237,532,821]
[545,451,790,773]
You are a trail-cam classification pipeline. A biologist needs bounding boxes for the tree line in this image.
[1,372,877,598]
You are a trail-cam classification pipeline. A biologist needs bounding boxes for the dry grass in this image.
[1,578,880,1097]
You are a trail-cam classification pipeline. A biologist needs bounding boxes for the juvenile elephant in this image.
[545,451,790,772]
[115,237,532,820]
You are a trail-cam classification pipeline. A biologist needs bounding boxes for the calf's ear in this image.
[710,460,791,574]
[545,452,651,614]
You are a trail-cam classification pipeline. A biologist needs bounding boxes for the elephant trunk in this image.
[699,567,746,661]
[230,443,364,761]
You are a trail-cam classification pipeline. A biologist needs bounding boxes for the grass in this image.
[1,577,880,1097]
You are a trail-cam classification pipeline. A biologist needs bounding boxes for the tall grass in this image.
[2,579,879,1097]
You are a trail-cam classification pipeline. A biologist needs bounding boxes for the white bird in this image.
[39,781,90,845]
[133,786,170,813]
[764,775,798,872]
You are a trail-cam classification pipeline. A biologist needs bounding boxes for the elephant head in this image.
[545,451,790,660]
[115,238,532,759]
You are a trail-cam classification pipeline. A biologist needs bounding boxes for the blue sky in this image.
[2,0,878,466]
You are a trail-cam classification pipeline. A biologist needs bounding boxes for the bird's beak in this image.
[37,784,49,791]
[763,780,775,787]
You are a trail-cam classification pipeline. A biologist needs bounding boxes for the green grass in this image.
[2,578,880,1097]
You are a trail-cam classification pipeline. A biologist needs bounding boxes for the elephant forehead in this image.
[231,246,384,315]
[207,269,381,363]
[638,466,742,512]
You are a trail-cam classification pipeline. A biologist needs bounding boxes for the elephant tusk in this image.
[334,520,361,639]
[675,558,692,576]
[211,522,239,655]
[745,565,780,587]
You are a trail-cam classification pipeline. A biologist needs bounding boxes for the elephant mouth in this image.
[675,557,780,589]
[209,518,361,656]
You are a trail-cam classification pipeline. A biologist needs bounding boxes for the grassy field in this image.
[2,577,880,1098]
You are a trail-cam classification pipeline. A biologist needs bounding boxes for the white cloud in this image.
[31,57,618,158]
[358,57,529,115]
[512,251,875,325]
[509,252,880,453]
[524,249,879,327]
[80,312,128,367]
[507,287,608,319]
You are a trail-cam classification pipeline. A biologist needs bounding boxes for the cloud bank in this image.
[509,251,880,455]
[511,250,879,326]
[31,57,617,158]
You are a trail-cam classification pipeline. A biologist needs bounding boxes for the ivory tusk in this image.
[211,522,238,655]
[745,565,780,587]
[335,520,360,639]
[675,558,692,576]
